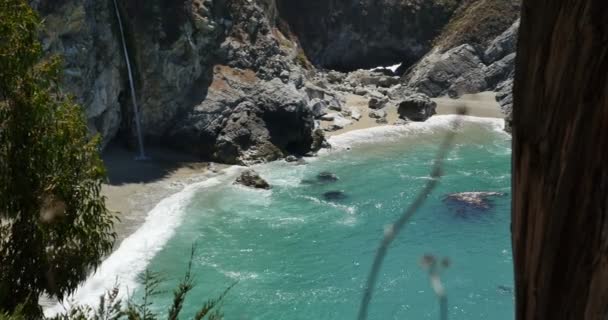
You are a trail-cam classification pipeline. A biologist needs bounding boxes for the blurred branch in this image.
[421,255,450,320]
[357,108,466,320]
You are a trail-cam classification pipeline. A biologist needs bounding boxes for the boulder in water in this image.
[317,172,339,183]
[497,285,514,295]
[443,191,505,213]
[285,155,299,162]
[323,190,347,201]
[234,170,271,190]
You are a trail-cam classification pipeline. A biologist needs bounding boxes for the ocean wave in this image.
[252,162,309,188]
[325,115,506,150]
[221,270,260,281]
[300,195,356,215]
[299,195,358,226]
[44,166,241,317]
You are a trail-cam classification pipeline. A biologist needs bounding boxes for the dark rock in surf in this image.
[497,285,514,295]
[234,170,271,190]
[317,172,339,183]
[285,156,307,165]
[323,190,347,201]
[443,191,505,216]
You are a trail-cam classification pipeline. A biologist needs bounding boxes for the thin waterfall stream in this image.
[112,0,147,160]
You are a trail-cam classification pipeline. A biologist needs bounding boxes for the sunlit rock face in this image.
[31,0,124,148]
[33,0,318,163]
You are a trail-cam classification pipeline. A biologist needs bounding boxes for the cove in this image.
[94,116,514,320]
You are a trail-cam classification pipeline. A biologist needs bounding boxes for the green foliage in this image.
[0,0,116,316]
[294,49,312,70]
[124,270,166,320]
[50,247,235,320]
[52,286,124,320]
[0,305,27,320]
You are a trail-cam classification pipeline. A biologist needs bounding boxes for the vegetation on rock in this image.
[434,0,520,50]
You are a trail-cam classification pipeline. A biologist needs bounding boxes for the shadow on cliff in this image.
[275,0,457,71]
[111,0,229,160]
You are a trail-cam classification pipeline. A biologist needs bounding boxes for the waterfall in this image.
[112,0,148,160]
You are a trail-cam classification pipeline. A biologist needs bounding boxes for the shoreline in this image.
[44,92,506,315]
[101,144,226,245]
[44,146,236,316]
[325,91,504,137]
[103,91,505,243]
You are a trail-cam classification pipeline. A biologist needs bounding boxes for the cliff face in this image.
[276,0,461,71]
[33,0,520,163]
[31,0,124,148]
[403,0,520,98]
[33,0,317,164]
[118,0,226,145]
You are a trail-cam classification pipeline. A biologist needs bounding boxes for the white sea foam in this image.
[44,167,241,318]
[253,162,308,188]
[371,62,402,73]
[221,271,260,281]
[325,115,506,150]
[299,195,357,226]
[300,195,355,214]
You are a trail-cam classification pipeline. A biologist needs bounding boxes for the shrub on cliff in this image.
[0,0,115,316]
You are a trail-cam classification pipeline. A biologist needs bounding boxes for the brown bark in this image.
[512,1,608,319]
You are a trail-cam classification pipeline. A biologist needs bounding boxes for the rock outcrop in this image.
[397,94,437,122]
[31,0,124,148]
[234,170,271,189]
[34,0,326,164]
[402,0,520,129]
[443,191,505,216]
[33,0,521,164]
[170,66,317,164]
[404,19,519,99]
[276,0,460,71]
[119,0,226,145]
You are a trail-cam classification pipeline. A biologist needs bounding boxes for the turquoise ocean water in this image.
[57,116,512,320]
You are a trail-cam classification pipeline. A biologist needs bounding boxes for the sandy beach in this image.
[104,91,503,242]
[101,144,227,244]
[434,91,504,118]
[325,91,504,136]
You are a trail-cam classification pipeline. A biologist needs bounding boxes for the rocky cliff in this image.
[33,0,520,164]
[31,0,124,148]
[276,0,460,71]
[403,0,520,108]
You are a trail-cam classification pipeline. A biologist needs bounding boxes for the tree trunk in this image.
[512,1,608,319]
